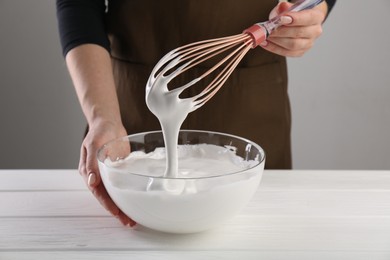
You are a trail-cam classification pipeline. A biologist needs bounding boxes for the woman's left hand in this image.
[261,1,328,57]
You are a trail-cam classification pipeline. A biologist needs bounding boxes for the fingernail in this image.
[121,218,136,228]
[88,172,97,187]
[260,41,268,47]
[281,16,293,24]
[129,220,137,227]
[122,217,136,227]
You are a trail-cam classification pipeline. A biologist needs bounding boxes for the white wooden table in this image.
[1,170,390,259]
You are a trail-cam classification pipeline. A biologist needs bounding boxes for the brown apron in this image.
[105,0,292,169]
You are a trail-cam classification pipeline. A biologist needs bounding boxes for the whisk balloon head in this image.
[146,33,256,111]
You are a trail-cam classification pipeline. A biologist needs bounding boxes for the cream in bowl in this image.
[97,130,265,233]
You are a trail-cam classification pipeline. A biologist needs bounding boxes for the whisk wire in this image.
[171,34,250,76]
[192,40,252,109]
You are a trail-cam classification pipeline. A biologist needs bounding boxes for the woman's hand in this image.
[79,119,136,227]
[65,44,135,226]
[261,1,328,57]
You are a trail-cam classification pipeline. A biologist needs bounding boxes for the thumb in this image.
[86,148,101,188]
[269,1,293,19]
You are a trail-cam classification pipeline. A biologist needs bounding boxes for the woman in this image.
[56,0,336,226]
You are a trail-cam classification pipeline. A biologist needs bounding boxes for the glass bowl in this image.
[97,130,265,233]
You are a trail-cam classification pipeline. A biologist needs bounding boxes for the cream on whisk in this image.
[145,57,199,178]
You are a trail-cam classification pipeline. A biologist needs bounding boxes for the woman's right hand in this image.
[79,119,136,227]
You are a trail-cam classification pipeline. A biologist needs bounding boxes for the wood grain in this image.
[1,170,390,259]
[1,251,390,260]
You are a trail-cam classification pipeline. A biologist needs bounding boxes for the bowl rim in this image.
[97,129,266,180]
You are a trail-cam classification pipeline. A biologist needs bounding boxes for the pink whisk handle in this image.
[243,25,267,49]
[243,0,324,48]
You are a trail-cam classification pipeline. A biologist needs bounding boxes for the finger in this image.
[268,32,314,52]
[269,24,322,40]
[284,9,325,27]
[117,211,137,227]
[119,140,131,159]
[267,33,317,54]
[92,183,136,227]
[84,140,136,227]
[260,40,307,58]
[269,1,293,19]
[271,1,325,26]
[85,142,101,188]
[79,145,88,181]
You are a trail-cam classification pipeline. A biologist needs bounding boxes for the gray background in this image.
[0,1,389,169]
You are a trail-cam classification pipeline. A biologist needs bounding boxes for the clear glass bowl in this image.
[97,130,265,233]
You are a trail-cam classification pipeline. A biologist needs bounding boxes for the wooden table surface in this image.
[1,170,390,259]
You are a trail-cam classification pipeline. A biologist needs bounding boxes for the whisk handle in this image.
[243,25,267,48]
[243,0,324,48]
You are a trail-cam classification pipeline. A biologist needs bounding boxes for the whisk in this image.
[146,0,324,111]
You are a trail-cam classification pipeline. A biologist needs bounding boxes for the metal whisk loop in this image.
[146,33,253,110]
[173,34,250,76]
[192,39,252,110]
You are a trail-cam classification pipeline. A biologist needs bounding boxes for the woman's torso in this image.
[104,0,292,169]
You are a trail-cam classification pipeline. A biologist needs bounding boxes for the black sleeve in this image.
[56,0,110,57]
[325,0,336,14]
